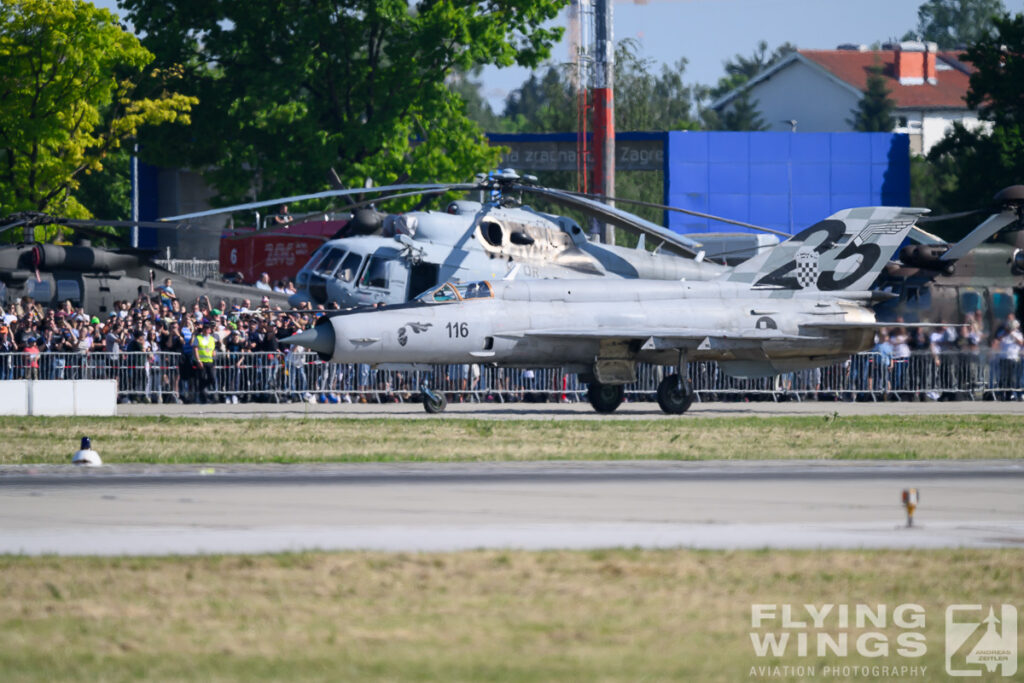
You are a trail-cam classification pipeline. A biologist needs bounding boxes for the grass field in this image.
[0,414,1022,465]
[0,549,1020,681]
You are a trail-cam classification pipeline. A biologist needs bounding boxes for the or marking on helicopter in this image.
[510,263,540,278]
[755,316,778,330]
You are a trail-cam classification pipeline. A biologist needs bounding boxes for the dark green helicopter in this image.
[874,185,1024,334]
[0,213,289,315]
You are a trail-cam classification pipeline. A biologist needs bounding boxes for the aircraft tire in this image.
[587,382,624,413]
[657,373,694,415]
[423,392,448,414]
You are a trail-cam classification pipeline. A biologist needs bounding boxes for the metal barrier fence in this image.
[0,351,1021,404]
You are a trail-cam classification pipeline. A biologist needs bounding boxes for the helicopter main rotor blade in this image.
[160,184,471,222]
[916,208,985,223]
[941,209,1019,262]
[566,191,789,238]
[338,185,481,213]
[0,213,183,238]
[511,184,703,258]
[0,218,29,236]
[65,218,185,230]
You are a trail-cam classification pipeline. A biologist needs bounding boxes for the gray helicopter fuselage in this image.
[0,242,289,315]
[290,201,726,308]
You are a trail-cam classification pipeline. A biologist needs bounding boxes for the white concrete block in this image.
[74,380,117,416]
[0,381,29,416]
[29,380,77,416]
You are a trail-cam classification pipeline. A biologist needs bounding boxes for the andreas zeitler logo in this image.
[946,604,1017,677]
[748,603,1019,678]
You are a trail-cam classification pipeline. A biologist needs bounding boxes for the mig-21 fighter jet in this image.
[283,206,932,415]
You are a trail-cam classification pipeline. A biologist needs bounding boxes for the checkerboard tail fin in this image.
[718,207,928,292]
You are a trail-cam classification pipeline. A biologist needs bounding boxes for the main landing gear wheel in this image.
[587,382,625,413]
[422,389,448,414]
[657,373,694,415]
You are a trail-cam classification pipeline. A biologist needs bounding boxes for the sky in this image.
[95,0,1024,111]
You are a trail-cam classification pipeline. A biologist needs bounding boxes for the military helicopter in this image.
[163,170,783,308]
[0,213,290,315]
[874,185,1024,333]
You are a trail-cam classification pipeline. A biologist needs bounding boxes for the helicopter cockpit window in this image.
[455,281,493,300]
[28,280,51,302]
[359,255,390,289]
[56,279,81,304]
[315,248,346,274]
[305,245,329,271]
[959,288,985,316]
[335,252,362,283]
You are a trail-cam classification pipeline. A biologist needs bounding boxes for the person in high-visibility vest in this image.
[193,321,218,404]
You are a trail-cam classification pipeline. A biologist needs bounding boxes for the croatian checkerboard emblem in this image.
[795,249,819,289]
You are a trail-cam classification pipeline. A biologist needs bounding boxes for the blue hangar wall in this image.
[490,131,910,237]
[664,132,910,236]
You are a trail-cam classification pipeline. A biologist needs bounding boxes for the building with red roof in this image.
[711,42,989,155]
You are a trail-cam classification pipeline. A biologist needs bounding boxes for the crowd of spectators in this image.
[0,281,1022,403]
[855,313,1023,400]
[0,280,333,402]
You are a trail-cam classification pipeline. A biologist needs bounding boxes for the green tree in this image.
[911,0,1006,48]
[494,40,704,230]
[709,92,766,131]
[449,68,505,134]
[707,40,797,101]
[502,65,577,133]
[120,0,565,206]
[0,0,195,237]
[849,65,896,132]
[927,12,1024,212]
[499,40,703,134]
[614,40,701,132]
[704,40,794,131]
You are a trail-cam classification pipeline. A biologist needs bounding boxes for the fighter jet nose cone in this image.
[281,323,336,359]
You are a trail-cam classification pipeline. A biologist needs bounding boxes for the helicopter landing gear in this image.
[657,373,694,415]
[587,382,624,414]
[421,385,448,414]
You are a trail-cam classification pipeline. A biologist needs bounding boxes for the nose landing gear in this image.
[421,384,448,414]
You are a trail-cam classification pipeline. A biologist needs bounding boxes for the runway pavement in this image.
[116,398,1024,419]
[2,461,1022,555]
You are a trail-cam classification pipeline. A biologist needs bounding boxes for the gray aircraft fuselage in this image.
[293,279,876,380]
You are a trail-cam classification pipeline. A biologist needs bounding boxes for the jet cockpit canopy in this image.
[417,281,494,304]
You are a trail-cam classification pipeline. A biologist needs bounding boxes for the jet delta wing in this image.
[283,205,929,415]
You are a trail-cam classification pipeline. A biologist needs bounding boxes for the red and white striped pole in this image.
[592,0,615,244]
